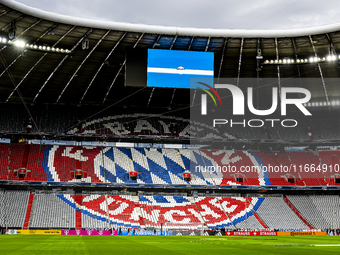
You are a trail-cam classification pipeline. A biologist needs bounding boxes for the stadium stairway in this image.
[175,150,185,170]
[21,145,30,169]
[194,196,236,229]
[23,193,34,230]
[283,196,313,229]
[253,209,268,229]
[74,195,82,230]
[132,196,145,227]
[103,195,110,227]
[294,177,305,187]
[76,146,81,172]
[138,196,155,228]
[189,197,207,228]
[0,144,9,180]
[246,197,268,229]
[216,197,237,229]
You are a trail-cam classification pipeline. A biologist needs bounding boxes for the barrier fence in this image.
[5,229,328,236]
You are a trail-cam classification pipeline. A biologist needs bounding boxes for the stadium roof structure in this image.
[1,0,340,110]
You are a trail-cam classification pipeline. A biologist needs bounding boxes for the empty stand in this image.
[287,151,326,186]
[194,196,234,229]
[1,107,340,141]
[286,195,331,229]
[2,144,340,187]
[319,151,340,186]
[0,191,340,230]
[308,195,340,229]
[23,193,35,230]
[139,195,203,229]
[219,196,264,229]
[255,197,308,230]
[26,145,48,182]
[8,144,25,181]
[0,144,9,180]
[283,196,313,229]
[253,151,294,186]
[0,190,30,228]
[81,194,109,230]
[30,193,76,229]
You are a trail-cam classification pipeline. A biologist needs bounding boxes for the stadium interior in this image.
[0,0,340,234]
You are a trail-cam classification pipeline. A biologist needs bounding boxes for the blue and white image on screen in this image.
[147,49,214,89]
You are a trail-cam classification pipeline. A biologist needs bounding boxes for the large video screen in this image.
[147,49,214,89]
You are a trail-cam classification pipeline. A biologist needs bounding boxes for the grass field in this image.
[1,235,340,255]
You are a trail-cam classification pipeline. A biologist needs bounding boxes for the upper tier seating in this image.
[0,144,9,180]
[319,151,340,186]
[287,152,326,186]
[253,151,294,186]
[1,145,340,187]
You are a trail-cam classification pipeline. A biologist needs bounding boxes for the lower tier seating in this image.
[0,190,30,228]
[139,195,203,229]
[30,193,76,229]
[255,197,308,230]
[2,192,339,230]
[286,195,333,229]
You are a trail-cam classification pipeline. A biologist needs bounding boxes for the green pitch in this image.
[0,235,340,255]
